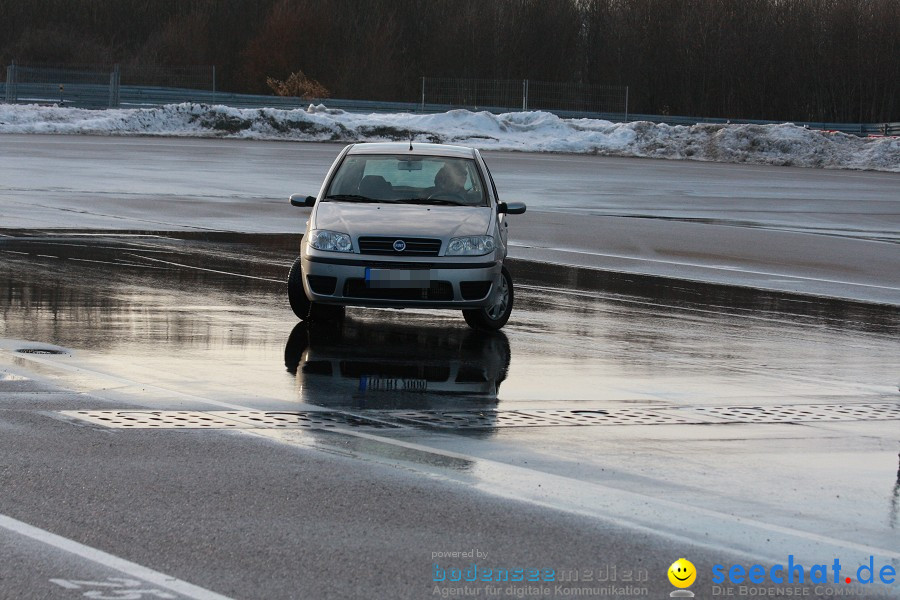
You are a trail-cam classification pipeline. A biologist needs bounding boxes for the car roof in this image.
[346,142,477,159]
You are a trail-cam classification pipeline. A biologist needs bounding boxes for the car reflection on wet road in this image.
[285,321,510,410]
[1,231,899,599]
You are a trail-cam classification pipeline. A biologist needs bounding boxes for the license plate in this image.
[361,376,428,392]
[365,268,431,288]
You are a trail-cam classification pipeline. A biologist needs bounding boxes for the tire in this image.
[287,257,346,322]
[287,257,312,319]
[309,302,346,322]
[283,322,310,374]
[461,329,511,389]
[463,266,514,331]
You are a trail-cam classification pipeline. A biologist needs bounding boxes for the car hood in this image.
[313,202,492,238]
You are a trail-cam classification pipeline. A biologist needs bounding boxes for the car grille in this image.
[459,281,492,300]
[344,279,453,301]
[357,236,442,256]
[359,262,433,270]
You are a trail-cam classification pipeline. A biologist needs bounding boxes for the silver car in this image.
[287,142,526,330]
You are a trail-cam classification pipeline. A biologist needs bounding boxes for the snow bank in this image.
[0,102,897,171]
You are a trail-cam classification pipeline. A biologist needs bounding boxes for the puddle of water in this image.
[1,233,897,415]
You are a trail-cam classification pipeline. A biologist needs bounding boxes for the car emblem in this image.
[393,239,406,252]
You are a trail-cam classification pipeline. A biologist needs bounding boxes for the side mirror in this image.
[498,202,526,215]
[290,194,316,207]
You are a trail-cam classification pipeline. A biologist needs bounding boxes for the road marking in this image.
[0,514,234,600]
[11,200,226,232]
[124,253,284,283]
[50,577,178,598]
[67,257,167,269]
[509,244,900,291]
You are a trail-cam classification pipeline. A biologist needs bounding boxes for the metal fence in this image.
[2,63,895,136]
[121,64,215,91]
[5,63,115,107]
[421,77,629,118]
[3,62,215,108]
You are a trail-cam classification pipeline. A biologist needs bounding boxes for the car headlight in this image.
[308,229,353,252]
[446,235,496,256]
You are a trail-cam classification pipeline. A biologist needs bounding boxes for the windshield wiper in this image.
[323,194,389,203]
[393,198,464,206]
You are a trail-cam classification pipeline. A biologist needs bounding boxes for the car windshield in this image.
[324,154,487,206]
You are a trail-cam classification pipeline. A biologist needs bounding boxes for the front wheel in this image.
[287,257,345,322]
[463,266,514,331]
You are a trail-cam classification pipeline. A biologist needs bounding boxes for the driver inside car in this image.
[432,161,469,198]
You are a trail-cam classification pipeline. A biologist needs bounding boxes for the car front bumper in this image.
[300,252,502,309]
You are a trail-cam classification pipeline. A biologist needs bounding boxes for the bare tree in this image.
[2,0,897,121]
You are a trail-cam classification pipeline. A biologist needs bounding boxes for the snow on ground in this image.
[1,102,897,171]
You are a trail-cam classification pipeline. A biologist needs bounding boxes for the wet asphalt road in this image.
[3,135,898,236]
[2,134,899,304]
[0,233,898,599]
[0,135,900,306]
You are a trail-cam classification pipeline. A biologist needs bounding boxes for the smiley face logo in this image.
[668,558,696,588]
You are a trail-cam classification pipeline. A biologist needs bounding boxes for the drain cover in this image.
[217,411,399,429]
[692,403,900,423]
[63,411,245,429]
[62,410,400,430]
[387,408,699,428]
[519,409,698,426]
[390,410,566,429]
[61,403,900,431]
[17,348,66,355]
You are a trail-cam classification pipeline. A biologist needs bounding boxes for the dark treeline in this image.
[1,0,898,122]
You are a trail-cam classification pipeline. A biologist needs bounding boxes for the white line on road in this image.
[124,252,284,283]
[510,244,900,291]
[0,513,235,600]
